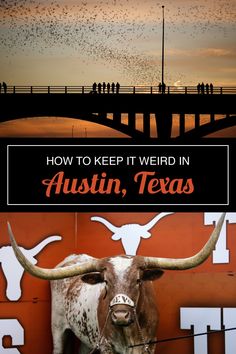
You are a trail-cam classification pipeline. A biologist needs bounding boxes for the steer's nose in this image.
[111,309,133,326]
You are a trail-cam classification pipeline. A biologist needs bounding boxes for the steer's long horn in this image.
[7,222,102,280]
[91,216,119,232]
[143,212,174,231]
[142,213,225,270]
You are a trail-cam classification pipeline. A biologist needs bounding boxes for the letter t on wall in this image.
[204,213,236,264]
[180,308,221,354]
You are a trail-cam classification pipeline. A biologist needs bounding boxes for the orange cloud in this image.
[167,48,234,58]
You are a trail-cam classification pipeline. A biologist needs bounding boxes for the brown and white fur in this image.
[51,254,162,354]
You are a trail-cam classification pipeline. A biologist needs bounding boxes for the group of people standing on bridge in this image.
[197,82,214,94]
[92,82,120,94]
[0,82,7,94]
[158,82,166,94]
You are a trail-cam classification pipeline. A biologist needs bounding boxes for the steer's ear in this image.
[141,269,164,281]
[81,272,104,284]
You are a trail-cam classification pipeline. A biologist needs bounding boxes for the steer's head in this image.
[107,256,163,327]
[7,213,225,327]
[80,255,164,327]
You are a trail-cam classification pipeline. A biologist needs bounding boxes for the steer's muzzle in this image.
[111,306,134,327]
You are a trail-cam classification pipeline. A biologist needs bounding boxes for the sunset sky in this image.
[1,0,236,86]
[0,0,235,137]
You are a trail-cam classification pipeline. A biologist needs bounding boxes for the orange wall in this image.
[0,212,235,353]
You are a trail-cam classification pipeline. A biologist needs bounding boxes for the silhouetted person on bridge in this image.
[111,82,115,94]
[158,82,162,93]
[98,82,102,94]
[197,83,201,94]
[92,82,97,93]
[201,82,205,94]
[206,83,209,94]
[0,83,1,94]
[102,82,106,94]
[210,83,213,94]
[162,82,166,94]
[2,82,7,94]
[107,82,110,94]
[116,82,120,94]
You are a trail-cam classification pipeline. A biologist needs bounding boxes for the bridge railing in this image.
[2,85,236,94]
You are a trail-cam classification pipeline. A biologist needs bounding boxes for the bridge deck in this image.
[0,91,235,117]
[1,85,236,95]
[0,86,235,139]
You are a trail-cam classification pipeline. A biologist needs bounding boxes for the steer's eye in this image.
[136,278,141,285]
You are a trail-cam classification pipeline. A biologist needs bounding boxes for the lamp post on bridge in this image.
[155,5,173,140]
[161,5,165,87]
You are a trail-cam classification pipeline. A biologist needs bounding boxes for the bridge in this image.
[0,85,235,139]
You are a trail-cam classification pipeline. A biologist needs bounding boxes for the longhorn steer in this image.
[7,213,225,354]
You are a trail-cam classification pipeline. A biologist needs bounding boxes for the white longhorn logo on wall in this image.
[0,235,61,301]
[91,212,174,255]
